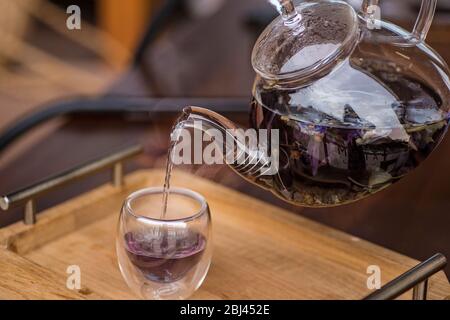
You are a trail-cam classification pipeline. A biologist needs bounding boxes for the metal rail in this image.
[0,145,143,225]
[364,253,447,300]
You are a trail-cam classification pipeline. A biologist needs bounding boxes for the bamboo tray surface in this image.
[0,169,449,300]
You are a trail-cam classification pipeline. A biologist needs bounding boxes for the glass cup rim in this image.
[124,187,208,223]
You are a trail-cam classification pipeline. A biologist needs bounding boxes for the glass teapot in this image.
[178,0,450,207]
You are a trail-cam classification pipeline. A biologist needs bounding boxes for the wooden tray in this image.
[0,169,449,300]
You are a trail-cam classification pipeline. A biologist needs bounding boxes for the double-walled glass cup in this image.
[116,187,212,300]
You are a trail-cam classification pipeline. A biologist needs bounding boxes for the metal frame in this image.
[0,145,143,225]
[364,253,447,300]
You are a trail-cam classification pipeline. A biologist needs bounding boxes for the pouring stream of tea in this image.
[160,0,297,218]
[161,148,174,218]
[161,123,184,219]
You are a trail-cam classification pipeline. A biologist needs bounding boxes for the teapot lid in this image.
[252,1,359,84]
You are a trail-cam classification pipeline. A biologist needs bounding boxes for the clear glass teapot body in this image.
[247,0,450,206]
[184,0,450,207]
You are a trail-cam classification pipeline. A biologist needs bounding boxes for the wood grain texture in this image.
[0,249,98,299]
[0,169,449,300]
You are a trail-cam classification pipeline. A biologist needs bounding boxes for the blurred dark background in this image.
[1,0,450,276]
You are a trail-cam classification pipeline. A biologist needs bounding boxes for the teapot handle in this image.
[361,0,437,41]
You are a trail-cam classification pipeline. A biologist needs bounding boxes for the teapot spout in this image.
[177,106,280,184]
[181,106,239,131]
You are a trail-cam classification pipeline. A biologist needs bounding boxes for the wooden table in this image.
[1,169,449,300]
